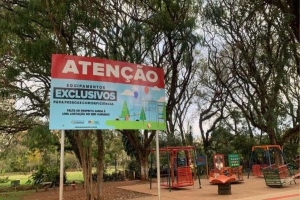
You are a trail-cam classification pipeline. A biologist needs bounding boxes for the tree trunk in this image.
[267,129,284,166]
[65,130,82,165]
[121,130,154,181]
[86,131,94,200]
[139,155,149,180]
[96,130,104,200]
[268,129,277,145]
[75,131,94,200]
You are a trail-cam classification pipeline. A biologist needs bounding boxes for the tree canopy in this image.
[0,1,299,198]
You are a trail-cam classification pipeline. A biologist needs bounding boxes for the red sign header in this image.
[51,54,165,88]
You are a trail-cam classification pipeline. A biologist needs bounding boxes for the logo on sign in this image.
[88,120,100,124]
[71,120,84,124]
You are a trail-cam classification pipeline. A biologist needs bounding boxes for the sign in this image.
[228,154,240,167]
[49,54,166,130]
[213,154,225,170]
[196,156,206,166]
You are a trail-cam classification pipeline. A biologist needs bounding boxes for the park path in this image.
[119,176,300,200]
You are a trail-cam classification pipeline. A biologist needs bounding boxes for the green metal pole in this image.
[195,149,201,188]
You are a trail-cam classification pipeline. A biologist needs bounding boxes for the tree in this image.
[203,0,299,147]
[95,130,104,200]
[120,129,155,180]
[27,124,59,165]
[263,0,299,75]
[0,0,203,190]
[74,131,94,199]
[193,58,229,154]
[114,0,202,142]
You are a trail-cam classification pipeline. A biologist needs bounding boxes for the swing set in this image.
[248,145,284,178]
[248,145,296,187]
[149,146,200,190]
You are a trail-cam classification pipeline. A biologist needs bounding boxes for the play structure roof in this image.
[251,145,282,151]
[152,146,195,152]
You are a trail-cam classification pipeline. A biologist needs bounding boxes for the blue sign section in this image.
[196,156,206,166]
[49,79,166,130]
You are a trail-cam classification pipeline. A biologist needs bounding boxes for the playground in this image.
[20,145,300,200]
[20,175,299,200]
[122,176,300,200]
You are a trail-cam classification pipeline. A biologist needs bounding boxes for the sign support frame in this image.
[59,130,65,200]
[155,130,161,200]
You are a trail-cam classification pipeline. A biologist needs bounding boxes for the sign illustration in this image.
[49,54,166,130]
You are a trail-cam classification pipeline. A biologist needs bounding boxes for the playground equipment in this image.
[208,154,244,195]
[248,145,285,178]
[209,154,244,184]
[294,156,300,179]
[262,164,296,187]
[149,146,199,190]
[248,145,296,187]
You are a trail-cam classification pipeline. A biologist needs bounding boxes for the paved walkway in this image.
[119,176,300,200]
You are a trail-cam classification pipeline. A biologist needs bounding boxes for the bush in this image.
[92,171,125,182]
[126,160,140,179]
[30,165,67,187]
[0,176,9,183]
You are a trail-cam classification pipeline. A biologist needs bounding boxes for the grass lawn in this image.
[0,174,31,187]
[0,169,124,199]
[0,190,32,200]
[66,171,84,182]
[0,171,84,200]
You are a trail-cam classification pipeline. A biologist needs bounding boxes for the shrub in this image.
[0,176,9,183]
[126,160,140,179]
[30,165,67,186]
[92,171,125,182]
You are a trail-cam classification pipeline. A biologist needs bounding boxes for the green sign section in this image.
[228,154,240,167]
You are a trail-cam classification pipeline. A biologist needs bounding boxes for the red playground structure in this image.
[248,145,296,187]
[248,145,283,178]
[150,146,198,189]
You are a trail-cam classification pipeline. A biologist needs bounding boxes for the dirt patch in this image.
[22,180,153,200]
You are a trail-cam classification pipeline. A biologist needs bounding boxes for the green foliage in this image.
[158,133,182,147]
[230,134,256,163]
[122,131,141,158]
[66,171,83,182]
[0,174,31,187]
[64,153,79,170]
[202,0,299,146]
[0,176,9,183]
[30,165,66,186]
[92,171,125,182]
[1,0,202,184]
[103,171,125,182]
[126,159,140,179]
[127,159,140,172]
[0,190,33,200]
[100,131,125,167]
[283,142,300,169]
[27,125,58,152]
[5,67,21,81]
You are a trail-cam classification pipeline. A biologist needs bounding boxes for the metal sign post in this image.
[155,131,161,200]
[59,130,65,200]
